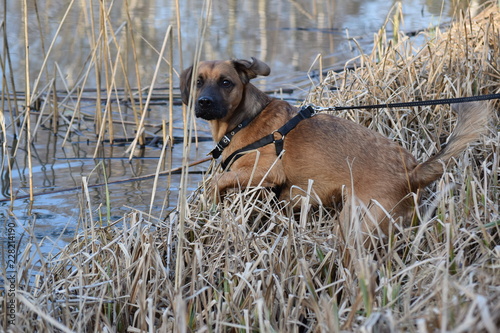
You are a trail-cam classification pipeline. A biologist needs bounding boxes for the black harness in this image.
[210,105,317,170]
[209,93,500,170]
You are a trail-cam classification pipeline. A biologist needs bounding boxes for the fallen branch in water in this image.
[1,157,212,202]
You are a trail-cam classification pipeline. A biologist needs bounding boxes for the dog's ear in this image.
[232,57,271,84]
[180,65,193,105]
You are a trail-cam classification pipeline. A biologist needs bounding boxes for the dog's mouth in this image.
[195,107,223,120]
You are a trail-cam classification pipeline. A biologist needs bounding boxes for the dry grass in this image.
[2,2,500,333]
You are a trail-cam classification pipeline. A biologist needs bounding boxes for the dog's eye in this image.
[196,78,203,87]
[221,79,232,88]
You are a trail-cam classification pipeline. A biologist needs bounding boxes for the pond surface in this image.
[0,0,484,255]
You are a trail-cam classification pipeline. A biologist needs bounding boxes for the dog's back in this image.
[280,101,491,231]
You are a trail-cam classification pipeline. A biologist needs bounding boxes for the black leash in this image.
[211,93,499,171]
[220,105,316,170]
[318,93,500,112]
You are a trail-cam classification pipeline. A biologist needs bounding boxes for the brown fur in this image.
[180,57,491,235]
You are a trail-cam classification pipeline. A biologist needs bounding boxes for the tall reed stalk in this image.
[22,0,33,203]
[175,0,212,294]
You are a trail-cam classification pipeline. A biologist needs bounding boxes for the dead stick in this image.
[1,157,212,202]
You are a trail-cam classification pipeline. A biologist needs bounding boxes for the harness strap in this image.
[210,117,253,159]
[220,105,316,170]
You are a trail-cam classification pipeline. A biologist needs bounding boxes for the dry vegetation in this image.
[2,2,500,333]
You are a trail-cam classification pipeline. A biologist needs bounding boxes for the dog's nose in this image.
[198,97,213,108]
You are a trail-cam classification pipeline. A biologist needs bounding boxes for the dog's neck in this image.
[209,83,272,141]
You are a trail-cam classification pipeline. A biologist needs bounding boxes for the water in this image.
[0,0,484,254]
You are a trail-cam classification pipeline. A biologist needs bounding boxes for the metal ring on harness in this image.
[272,130,285,156]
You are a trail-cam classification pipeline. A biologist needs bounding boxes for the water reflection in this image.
[0,0,484,254]
[1,0,481,90]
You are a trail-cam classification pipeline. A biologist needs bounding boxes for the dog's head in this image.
[180,57,270,120]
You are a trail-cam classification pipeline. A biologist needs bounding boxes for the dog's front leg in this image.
[210,160,286,196]
[212,170,273,193]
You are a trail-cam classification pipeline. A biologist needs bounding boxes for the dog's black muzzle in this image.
[195,92,227,120]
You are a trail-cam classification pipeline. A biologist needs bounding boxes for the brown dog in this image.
[180,57,490,234]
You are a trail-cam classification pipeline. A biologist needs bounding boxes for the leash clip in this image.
[309,104,336,113]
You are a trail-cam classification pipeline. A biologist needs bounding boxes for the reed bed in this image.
[2,2,500,333]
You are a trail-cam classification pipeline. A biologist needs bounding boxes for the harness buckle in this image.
[216,135,230,150]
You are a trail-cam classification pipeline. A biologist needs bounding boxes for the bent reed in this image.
[3,3,500,333]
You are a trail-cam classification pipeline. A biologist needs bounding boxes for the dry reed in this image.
[2,2,500,333]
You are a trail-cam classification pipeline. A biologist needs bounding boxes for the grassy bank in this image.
[2,2,500,333]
